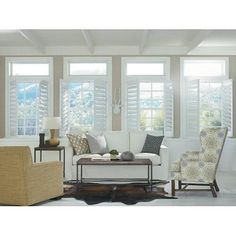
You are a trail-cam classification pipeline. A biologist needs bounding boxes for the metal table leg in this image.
[76,164,79,184]
[40,150,42,162]
[34,149,36,163]
[80,164,83,183]
[150,163,153,191]
[63,148,65,178]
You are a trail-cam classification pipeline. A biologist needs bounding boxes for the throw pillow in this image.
[66,134,90,155]
[85,133,109,155]
[141,134,164,155]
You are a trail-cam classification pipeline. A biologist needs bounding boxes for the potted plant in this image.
[109,149,119,159]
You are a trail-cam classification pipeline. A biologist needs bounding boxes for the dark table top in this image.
[77,158,152,165]
[34,146,65,151]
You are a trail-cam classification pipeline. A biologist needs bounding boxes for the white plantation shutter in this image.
[94,81,107,131]
[185,78,199,137]
[222,79,233,137]
[60,80,70,136]
[164,79,174,137]
[9,80,17,136]
[127,81,139,130]
[38,80,49,132]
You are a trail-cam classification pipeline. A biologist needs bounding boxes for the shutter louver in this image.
[38,80,49,133]
[60,80,70,136]
[127,81,139,130]
[94,81,107,131]
[185,78,199,137]
[222,79,233,137]
[164,79,174,137]
[9,80,17,136]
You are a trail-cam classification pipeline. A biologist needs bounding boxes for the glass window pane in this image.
[12,63,49,76]
[184,60,226,77]
[140,82,151,90]
[69,63,107,75]
[127,63,164,75]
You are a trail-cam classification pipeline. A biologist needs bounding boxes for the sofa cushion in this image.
[141,134,164,155]
[103,131,129,152]
[66,133,90,155]
[129,131,163,153]
[86,133,109,155]
[135,153,161,165]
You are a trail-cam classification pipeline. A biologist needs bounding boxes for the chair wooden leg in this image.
[171,180,175,196]
[178,180,182,189]
[213,179,220,192]
[209,183,217,198]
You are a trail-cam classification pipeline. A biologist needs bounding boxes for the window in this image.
[61,57,112,134]
[181,57,233,137]
[6,57,53,137]
[122,57,173,136]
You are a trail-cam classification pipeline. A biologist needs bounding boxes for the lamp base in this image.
[45,138,60,147]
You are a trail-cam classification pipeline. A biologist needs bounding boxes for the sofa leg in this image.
[178,180,182,190]
[171,180,175,196]
[210,183,217,198]
[213,179,220,192]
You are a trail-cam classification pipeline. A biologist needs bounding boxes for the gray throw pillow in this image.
[86,133,109,155]
[141,134,164,155]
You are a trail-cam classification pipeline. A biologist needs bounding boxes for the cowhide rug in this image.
[63,181,176,205]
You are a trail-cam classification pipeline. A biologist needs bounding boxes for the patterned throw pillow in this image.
[141,134,164,155]
[66,134,90,155]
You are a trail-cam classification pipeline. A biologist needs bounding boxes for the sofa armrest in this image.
[160,144,169,169]
[26,161,63,205]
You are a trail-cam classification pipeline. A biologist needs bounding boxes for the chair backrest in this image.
[199,127,228,164]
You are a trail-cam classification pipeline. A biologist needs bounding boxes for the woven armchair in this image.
[0,146,63,206]
[170,127,228,197]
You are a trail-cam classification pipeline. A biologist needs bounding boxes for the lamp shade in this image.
[43,117,61,129]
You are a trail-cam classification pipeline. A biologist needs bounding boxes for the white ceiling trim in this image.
[186,30,213,54]
[19,30,45,54]
[1,45,236,56]
[139,30,149,54]
[81,30,94,54]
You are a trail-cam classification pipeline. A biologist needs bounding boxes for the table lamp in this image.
[43,117,61,147]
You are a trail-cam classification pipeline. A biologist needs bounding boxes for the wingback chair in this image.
[170,127,228,197]
[0,146,63,206]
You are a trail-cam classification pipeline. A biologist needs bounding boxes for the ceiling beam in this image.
[19,30,45,54]
[81,30,94,54]
[139,30,149,54]
[186,30,213,54]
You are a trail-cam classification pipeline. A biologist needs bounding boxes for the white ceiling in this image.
[0,29,236,55]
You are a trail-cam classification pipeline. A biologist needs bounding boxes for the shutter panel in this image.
[164,79,174,137]
[127,81,139,130]
[9,80,17,136]
[38,80,49,133]
[94,81,107,131]
[222,79,233,137]
[185,78,199,137]
[60,80,70,136]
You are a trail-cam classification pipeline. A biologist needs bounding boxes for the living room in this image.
[0,0,235,235]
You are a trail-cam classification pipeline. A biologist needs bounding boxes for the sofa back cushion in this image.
[129,131,163,153]
[103,131,129,153]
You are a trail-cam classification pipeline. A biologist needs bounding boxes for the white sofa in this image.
[63,131,169,181]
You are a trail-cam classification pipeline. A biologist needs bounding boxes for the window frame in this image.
[62,57,112,132]
[180,57,230,138]
[121,57,171,132]
[5,57,54,138]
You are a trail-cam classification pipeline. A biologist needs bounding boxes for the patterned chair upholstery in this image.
[170,127,228,197]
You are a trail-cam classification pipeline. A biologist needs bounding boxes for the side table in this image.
[34,146,66,177]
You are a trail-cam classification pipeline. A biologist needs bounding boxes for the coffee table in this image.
[76,158,153,189]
